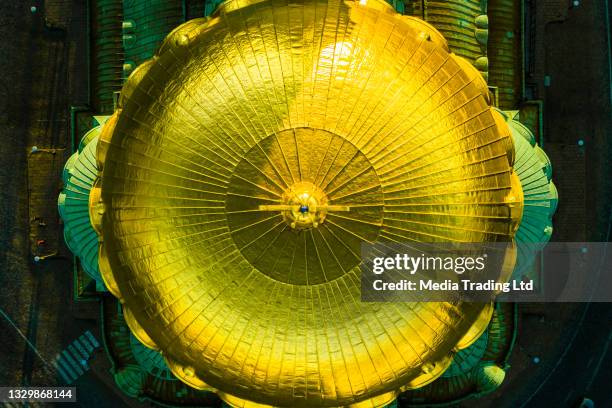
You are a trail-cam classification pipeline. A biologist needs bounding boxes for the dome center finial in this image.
[280,181,328,230]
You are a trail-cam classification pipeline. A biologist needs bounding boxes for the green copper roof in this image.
[58,131,102,285]
[502,109,557,245]
[113,365,147,398]
[475,363,506,393]
[129,334,175,381]
[93,0,124,113]
[122,1,184,68]
[497,110,557,279]
[442,331,489,378]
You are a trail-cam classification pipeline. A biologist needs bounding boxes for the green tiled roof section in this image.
[113,366,146,398]
[419,0,486,63]
[483,302,514,360]
[513,124,555,244]
[122,0,235,71]
[58,133,101,283]
[93,0,124,113]
[487,0,521,108]
[443,331,488,377]
[498,110,557,277]
[123,1,185,66]
[129,334,175,380]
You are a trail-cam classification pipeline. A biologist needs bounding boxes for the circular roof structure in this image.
[93,0,522,406]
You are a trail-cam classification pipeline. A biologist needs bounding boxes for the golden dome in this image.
[93,0,520,406]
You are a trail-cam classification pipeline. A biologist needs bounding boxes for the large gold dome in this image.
[92,0,521,406]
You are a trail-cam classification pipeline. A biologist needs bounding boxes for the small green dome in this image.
[113,365,146,398]
[475,363,506,392]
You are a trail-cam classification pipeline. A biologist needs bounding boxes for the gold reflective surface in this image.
[96,0,519,406]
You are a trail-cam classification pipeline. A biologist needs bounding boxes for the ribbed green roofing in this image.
[58,131,102,285]
[442,331,488,378]
[502,109,557,244]
[123,1,184,67]
[113,365,146,398]
[498,110,557,278]
[129,334,175,381]
[93,0,124,113]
